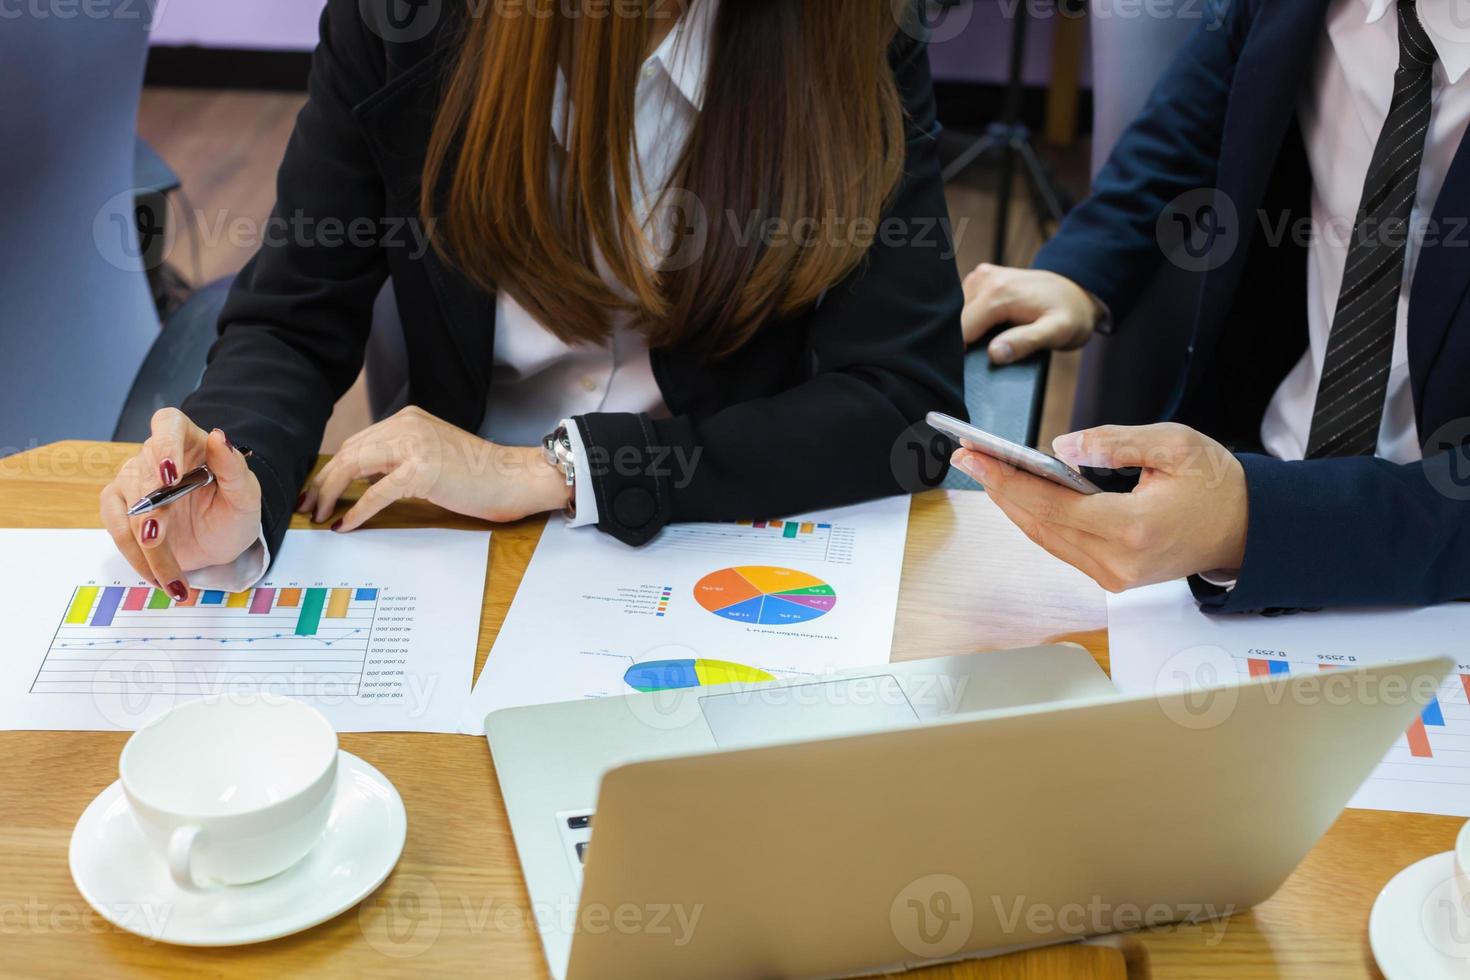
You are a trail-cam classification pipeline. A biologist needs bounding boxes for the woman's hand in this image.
[300,406,572,531]
[961,264,1102,362]
[99,409,263,595]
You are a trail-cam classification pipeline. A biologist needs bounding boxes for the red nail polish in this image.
[142,519,159,542]
[331,519,344,532]
[222,431,237,452]
[167,580,188,601]
[297,492,307,510]
[160,459,178,485]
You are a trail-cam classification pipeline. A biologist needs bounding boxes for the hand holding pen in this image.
[98,410,265,597]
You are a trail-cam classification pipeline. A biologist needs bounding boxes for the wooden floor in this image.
[137,87,1084,452]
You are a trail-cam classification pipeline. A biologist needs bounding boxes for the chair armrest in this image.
[133,137,180,199]
[113,277,233,442]
[940,341,1051,490]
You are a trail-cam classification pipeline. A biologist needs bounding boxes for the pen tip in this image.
[126,500,148,517]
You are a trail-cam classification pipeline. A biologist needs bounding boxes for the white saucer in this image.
[1370,851,1470,979]
[69,750,406,946]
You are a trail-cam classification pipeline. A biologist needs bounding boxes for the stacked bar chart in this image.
[35,583,383,695]
[624,658,775,693]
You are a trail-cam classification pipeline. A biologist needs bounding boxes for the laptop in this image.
[482,645,1450,980]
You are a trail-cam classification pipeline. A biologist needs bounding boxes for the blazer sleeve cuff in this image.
[562,418,601,528]
[1198,454,1318,615]
[571,412,673,547]
[1031,244,1126,336]
[187,536,271,593]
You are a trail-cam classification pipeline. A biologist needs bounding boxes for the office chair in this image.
[929,0,1057,489]
[1066,4,1200,429]
[0,3,164,455]
[133,137,187,316]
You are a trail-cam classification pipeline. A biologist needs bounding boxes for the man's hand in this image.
[961,264,1102,363]
[951,423,1249,593]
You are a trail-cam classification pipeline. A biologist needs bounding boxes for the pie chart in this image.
[624,659,775,692]
[693,566,837,626]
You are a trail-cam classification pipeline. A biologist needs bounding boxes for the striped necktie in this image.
[1305,0,1439,459]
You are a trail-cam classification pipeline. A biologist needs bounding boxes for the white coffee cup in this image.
[120,694,339,891]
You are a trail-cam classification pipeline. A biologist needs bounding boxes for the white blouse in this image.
[481,0,717,526]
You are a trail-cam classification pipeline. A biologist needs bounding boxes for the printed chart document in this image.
[464,495,912,730]
[1109,579,1470,817]
[0,528,489,733]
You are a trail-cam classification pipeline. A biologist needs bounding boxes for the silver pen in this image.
[126,445,254,517]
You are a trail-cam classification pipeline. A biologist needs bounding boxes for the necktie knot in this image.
[1398,0,1439,72]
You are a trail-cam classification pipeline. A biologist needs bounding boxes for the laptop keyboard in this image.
[556,809,595,879]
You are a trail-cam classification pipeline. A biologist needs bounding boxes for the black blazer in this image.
[181,0,966,557]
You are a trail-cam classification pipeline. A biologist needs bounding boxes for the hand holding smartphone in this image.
[926,412,1102,495]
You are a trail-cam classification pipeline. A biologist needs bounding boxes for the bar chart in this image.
[659,519,857,564]
[38,583,385,696]
[1235,652,1467,763]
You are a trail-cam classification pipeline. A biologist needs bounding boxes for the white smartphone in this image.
[926,411,1103,495]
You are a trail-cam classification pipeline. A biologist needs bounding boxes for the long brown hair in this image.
[422,0,906,357]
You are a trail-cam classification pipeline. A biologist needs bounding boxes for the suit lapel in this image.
[1206,0,1334,301]
[1407,128,1470,423]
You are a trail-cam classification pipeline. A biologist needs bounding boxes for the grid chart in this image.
[34,584,384,696]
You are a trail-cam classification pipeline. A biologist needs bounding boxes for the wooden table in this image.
[0,441,1456,978]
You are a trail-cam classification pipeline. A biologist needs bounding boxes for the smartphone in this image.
[926,411,1103,495]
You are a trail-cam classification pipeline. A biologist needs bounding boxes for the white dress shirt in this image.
[190,1,717,592]
[482,0,717,524]
[1259,0,1470,464]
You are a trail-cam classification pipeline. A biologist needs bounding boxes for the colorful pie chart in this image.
[624,659,776,693]
[693,566,837,626]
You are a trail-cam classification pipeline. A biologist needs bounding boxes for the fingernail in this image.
[217,429,237,452]
[160,459,178,485]
[990,340,1014,363]
[166,580,188,601]
[331,519,344,532]
[142,519,159,542]
[1052,432,1083,461]
[296,492,307,511]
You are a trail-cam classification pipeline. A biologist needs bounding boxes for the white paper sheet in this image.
[0,528,489,733]
[463,495,913,730]
[1109,579,1470,816]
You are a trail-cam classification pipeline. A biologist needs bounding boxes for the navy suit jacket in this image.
[1034,0,1470,612]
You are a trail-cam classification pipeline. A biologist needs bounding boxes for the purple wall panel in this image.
[927,1,1092,86]
[149,0,326,50]
[147,0,1090,89]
